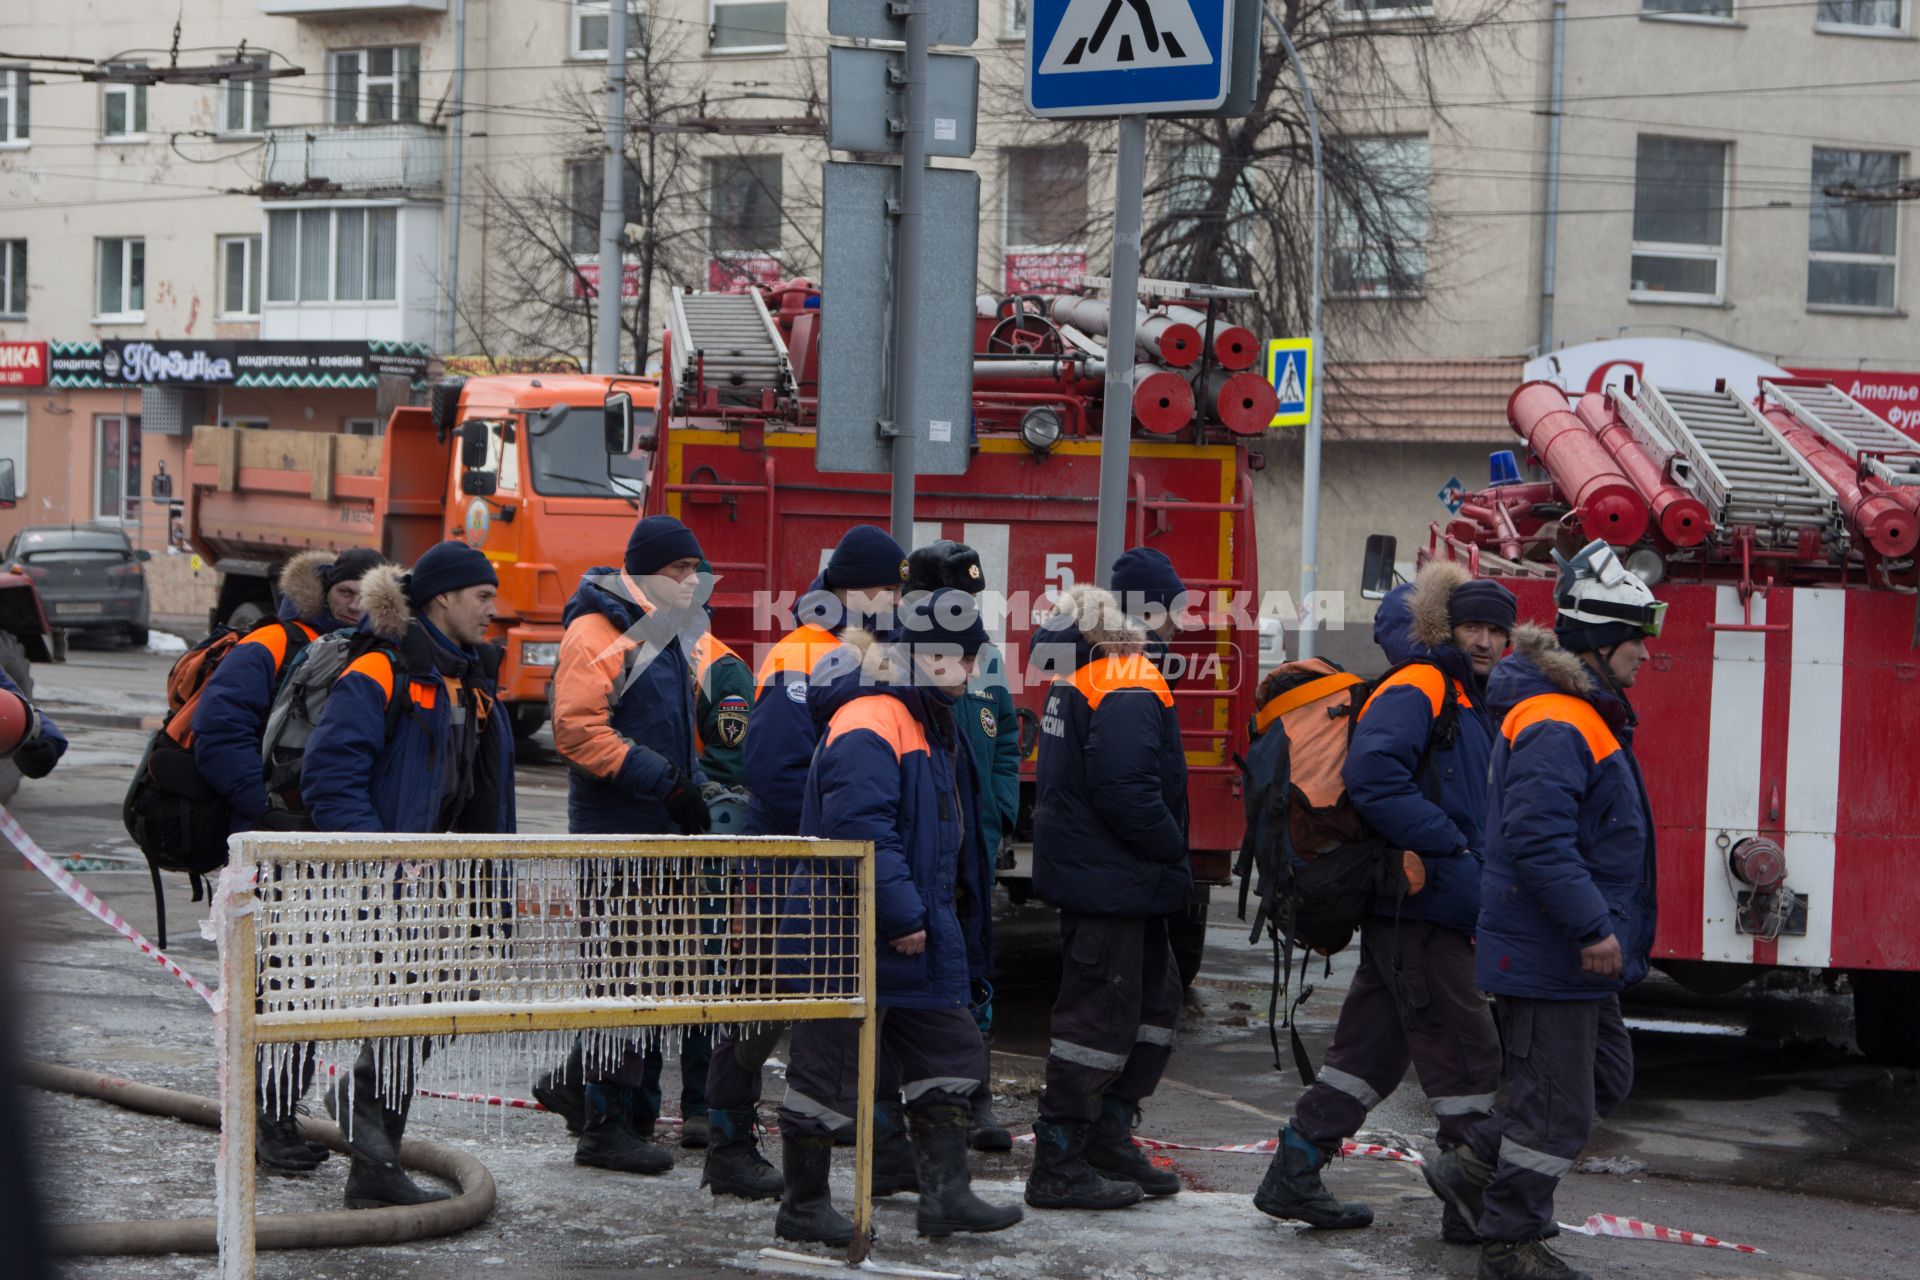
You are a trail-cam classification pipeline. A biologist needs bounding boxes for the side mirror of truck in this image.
[460,420,490,471]
[461,469,498,498]
[1361,534,1399,601]
[605,392,635,455]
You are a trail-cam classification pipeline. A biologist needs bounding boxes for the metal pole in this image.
[888,2,929,544]
[595,1,628,376]
[1094,115,1148,589]
[1538,0,1567,354]
[1263,4,1325,658]
[440,0,466,355]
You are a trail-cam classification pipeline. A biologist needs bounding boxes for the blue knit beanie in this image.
[1110,546,1187,612]
[407,541,498,606]
[824,524,908,592]
[625,515,702,576]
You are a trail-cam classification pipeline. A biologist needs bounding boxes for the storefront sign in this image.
[1786,367,1920,440]
[707,256,784,293]
[47,340,432,388]
[1004,250,1088,294]
[0,341,48,388]
[570,261,643,300]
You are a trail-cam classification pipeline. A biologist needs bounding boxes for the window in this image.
[1631,136,1729,304]
[102,83,147,141]
[96,237,145,320]
[1809,148,1901,310]
[567,157,646,256]
[219,235,262,318]
[707,156,783,254]
[224,68,269,135]
[1006,0,1028,37]
[343,417,382,437]
[265,207,398,303]
[0,403,26,502]
[0,240,23,317]
[1332,135,1430,298]
[573,1,646,57]
[95,415,142,523]
[0,68,26,145]
[1340,1,1436,16]
[1006,147,1089,249]
[1817,1,1906,31]
[331,47,420,124]
[1642,0,1735,17]
[710,2,787,53]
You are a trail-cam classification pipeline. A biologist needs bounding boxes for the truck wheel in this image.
[0,632,32,804]
[1170,883,1211,990]
[508,703,548,741]
[1852,970,1920,1067]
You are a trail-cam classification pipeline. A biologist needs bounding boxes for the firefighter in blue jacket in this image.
[904,539,1017,1152]
[190,546,385,1174]
[1426,539,1660,1280]
[300,543,517,1210]
[700,524,909,1203]
[1025,584,1189,1213]
[0,670,65,778]
[1255,561,1511,1239]
[772,589,1023,1246]
[536,515,714,1178]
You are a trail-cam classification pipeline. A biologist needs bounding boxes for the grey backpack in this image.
[260,630,407,811]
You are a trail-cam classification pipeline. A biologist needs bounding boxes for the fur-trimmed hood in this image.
[1408,559,1471,650]
[276,550,334,627]
[1031,584,1146,676]
[806,626,946,728]
[1486,623,1625,727]
[357,565,413,643]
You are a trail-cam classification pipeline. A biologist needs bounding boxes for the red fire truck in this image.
[1406,374,1920,1064]
[610,279,1278,983]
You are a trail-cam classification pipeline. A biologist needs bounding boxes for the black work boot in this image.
[1024,1118,1143,1211]
[1443,1201,1482,1245]
[532,1043,586,1136]
[575,1085,673,1175]
[331,1051,451,1210]
[1086,1097,1180,1197]
[775,1133,855,1247]
[702,1108,783,1200]
[873,1100,919,1196]
[968,1086,1013,1153]
[1478,1237,1593,1280]
[256,1108,325,1173]
[681,1109,711,1149]
[1425,1142,1495,1231]
[909,1104,1024,1238]
[1252,1125,1373,1229]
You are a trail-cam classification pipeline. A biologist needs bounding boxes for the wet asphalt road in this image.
[8,645,1920,1277]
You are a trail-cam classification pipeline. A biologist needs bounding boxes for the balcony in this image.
[258,1,446,15]
[263,122,446,197]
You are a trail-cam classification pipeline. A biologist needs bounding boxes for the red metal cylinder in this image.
[1507,382,1650,546]
[1758,405,1918,557]
[1198,369,1279,436]
[1167,306,1258,370]
[1136,312,1204,367]
[1573,394,1711,548]
[1132,366,1196,435]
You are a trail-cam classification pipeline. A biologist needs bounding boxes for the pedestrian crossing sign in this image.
[1267,337,1312,428]
[1026,0,1236,118]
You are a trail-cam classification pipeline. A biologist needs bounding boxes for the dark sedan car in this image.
[4,527,151,647]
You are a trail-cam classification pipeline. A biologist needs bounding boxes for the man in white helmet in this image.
[1423,540,1661,1280]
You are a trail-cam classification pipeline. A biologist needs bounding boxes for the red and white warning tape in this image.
[1560,1212,1764,1254]
[0,803,216,1008]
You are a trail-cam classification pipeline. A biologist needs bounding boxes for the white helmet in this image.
[1553,539,1666,638]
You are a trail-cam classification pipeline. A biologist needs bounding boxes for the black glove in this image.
[13,735,60,780]
[661,770,712,836]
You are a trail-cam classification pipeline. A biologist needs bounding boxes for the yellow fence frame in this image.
[216,833,878,1277]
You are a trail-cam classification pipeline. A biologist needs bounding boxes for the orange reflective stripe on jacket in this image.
[823,694,929,760]
[1070,655,1174,711]
[1502,692,1620,763]
[1359,662,1475,722]
[344,651,396,701]
[239,619,319,669]
[755,624,837,695]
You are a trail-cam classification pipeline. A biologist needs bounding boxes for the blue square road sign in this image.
[1026,0,1236,118]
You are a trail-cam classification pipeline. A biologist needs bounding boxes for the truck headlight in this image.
[522,641,559,668]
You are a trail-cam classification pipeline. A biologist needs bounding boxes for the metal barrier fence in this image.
[214,833,877,1276]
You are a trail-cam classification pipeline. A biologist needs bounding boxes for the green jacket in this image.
[957,641,1020,855]
[695,637,754,789]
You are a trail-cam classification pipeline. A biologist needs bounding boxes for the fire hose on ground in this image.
[25,1060,496,1257]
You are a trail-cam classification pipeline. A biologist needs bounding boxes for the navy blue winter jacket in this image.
[0,666,65,762]
[1476,625,1657,999]
[1345,566,1496,932]
[300,567,516,835]
[780,629,980,1010]
[1031,586,1190,919]
[551,570,705,836]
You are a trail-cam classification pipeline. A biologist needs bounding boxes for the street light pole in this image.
[888,1,930,544]
[1262,3,1326,659]
[595,1,628,376]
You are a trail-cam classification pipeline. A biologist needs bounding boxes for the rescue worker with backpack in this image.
[1253,561,1512,1241]
[299,542,517,1210]
[904,540,1017,1154]
[0,671,65,781]
[187,548,387,1176]
[1425,540,1659,1280]
[772,589,1023,1246]
[535,515,715,1179]
[699,524,909,1204]
[1024,583,1189,1214]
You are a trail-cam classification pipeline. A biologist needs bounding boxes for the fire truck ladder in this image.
[668,286,792,408]
[1634,380,1842,543]
[1760,378,1920,491]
